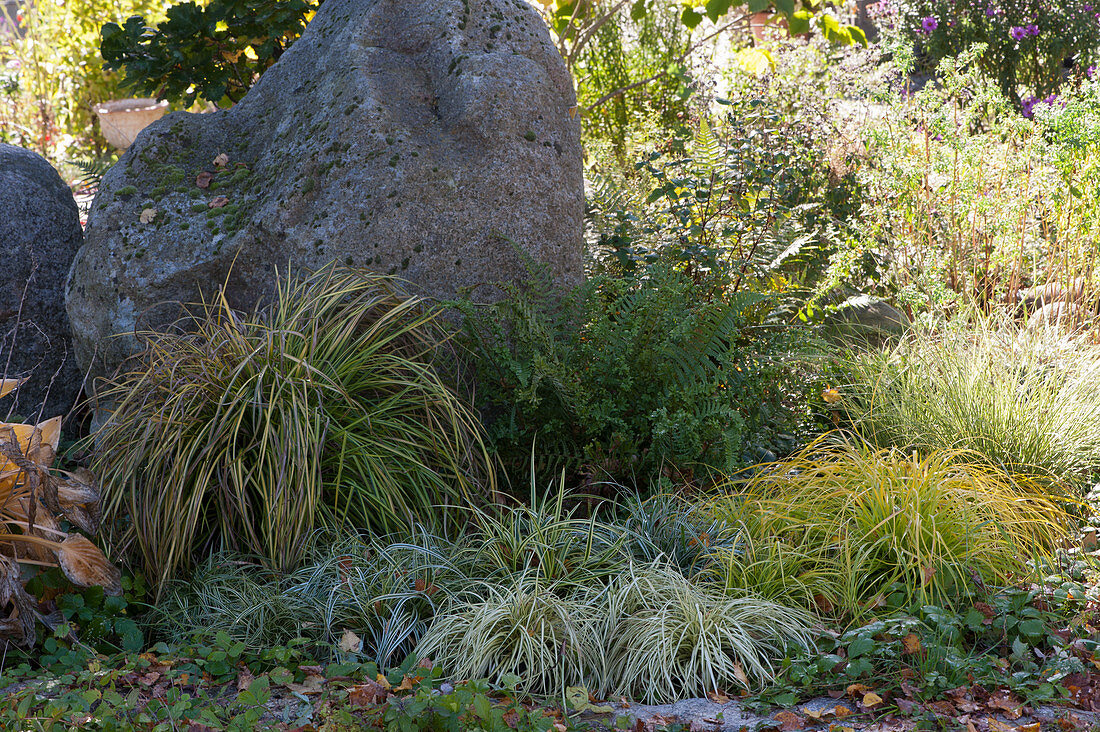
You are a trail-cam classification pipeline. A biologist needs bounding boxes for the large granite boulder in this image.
[0,144,85,419]
[67,0,584,384]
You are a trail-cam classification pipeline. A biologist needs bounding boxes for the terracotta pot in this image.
[93,98,169,150]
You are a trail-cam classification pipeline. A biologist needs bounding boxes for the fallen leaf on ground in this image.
[140,207,157,224]
[236,668,254,694]
[213,153,229,167]
[927,700,956,717]
[285,672,324,695]
[348,679,388,706]
[196,171,213,188]
[895,698,918,714]
[901,632,922,654]
[339,629,361,654]
[1059,714,1086,731]
[862,692,883,708]
[846,684,871,698]
[988,720,1016,732]
[774,711,804,731]
[209,196,229,208]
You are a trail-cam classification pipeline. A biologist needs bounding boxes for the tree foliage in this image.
[100,0,319,106]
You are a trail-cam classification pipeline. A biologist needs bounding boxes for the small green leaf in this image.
[631,0,648,20]
[681,7,704,28]
[788,10,811,35]
[473,694,493,720]
[705,0,731,22]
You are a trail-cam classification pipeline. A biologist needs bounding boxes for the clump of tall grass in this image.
[838,314,1100,488]
[711,441,1077,617]
[95,266,493,592]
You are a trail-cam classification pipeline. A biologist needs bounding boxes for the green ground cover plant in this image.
[145,478,816,703]
[93,266,492,594]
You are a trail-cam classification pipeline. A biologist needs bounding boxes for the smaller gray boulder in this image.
[1027,301,1088,332]
[0,144,85,420]
[824,294,910,344]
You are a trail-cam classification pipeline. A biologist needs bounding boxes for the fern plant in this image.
[451,260,805,492]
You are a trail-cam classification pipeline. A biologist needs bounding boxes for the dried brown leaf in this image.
[0,556,35,647]
[56,535,122,595]
[0,378,25,399]
[774,712,804,731]
[196,171,213,188]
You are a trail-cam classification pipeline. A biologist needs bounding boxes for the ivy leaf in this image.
[705,0,731,23]
[681,7,703,28]
[773,0,795,15]
[630,0,648,21]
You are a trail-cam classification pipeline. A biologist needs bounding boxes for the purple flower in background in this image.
[1021,95,1038,118]
[1010,25,1027,40]
[1026,23,1039,35]
[921,15,938,32]
[985,5,997,15]
[1089,64,1097,79]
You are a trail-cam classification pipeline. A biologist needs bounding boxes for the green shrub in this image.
[839,315,1100,487]
[95,266,492,592]
[590,114,852,283]
[711,441,1077,617]
[100,0,318,106]
[452,260,806,491]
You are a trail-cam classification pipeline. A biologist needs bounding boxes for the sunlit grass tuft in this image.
[840,314,1100,489]
[711,440,1078,617]
[414,576,597,696]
